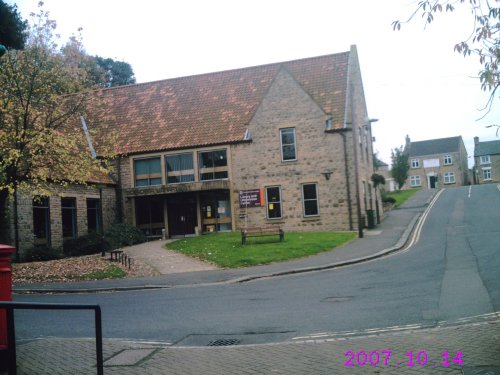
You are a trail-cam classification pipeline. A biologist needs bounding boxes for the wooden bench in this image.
[241,226,284,245]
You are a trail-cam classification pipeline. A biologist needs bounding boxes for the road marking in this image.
[468,185,472,198]
[497,184,500,191]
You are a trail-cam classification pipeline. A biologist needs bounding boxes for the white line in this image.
[468,185,472,198]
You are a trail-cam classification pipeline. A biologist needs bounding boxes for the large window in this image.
[87,198,101,234]
[302,183,319,217]
[33,197,50,245]
[410,175,421,187]
[61,198,77,239]
[411,159,420,168]
[444,155,453,165]
[480,155,491,164]
[280,128,297,161]
[443,172,455,184]
[198,150,228,181]
[483,167,492,181]
[266,186,282,219]
[134,157,162,187]
[166,153,195,184]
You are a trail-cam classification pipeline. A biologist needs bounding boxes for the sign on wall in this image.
[239,189,263,208]
[423,159,440,168]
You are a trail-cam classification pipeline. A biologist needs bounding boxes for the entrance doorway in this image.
[429,175,437,189]
[167,194,197,237]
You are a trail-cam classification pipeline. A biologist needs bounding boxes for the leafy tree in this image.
[393,0,500,111]
[390,146,409,189]
[0,5,116,247]
[94,56,136,87]
[0,0,28,51]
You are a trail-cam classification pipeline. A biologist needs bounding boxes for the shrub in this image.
[23,246,63,262]
[104,223,146,250]
[383,196,396,204]
[63,232,109,257]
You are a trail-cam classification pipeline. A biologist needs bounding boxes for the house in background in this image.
[473,136,500,184]
[376,160,397,192]
[405,136,469,189]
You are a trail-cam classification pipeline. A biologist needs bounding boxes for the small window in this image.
[443,172,455,184]
[410,175,421,187]
[266,186,282,219]
[166,153,195,184]
[480,155,491,164]
[280,128,297,161]
[198,150,228,181]
[87,198,101,234]
[302,183,319,217]
[411,159,420,168]
[444,155,452,165]
[483,167,492,181]
[61,198,77,239]
[33,197,50,245]
[134,157,162,187]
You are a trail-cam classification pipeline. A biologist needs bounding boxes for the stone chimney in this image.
[474,136,479,146]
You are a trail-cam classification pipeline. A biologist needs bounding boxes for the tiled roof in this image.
[91,52,350,155]
[474,139,500,156]
[409,136,462,157]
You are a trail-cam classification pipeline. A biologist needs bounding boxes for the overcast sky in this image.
[9,0,500,167]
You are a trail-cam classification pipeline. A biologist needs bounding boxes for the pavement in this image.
[9,188,500,374]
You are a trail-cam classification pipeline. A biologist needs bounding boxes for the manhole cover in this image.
[207,338,240,346]
[321,296,353,303]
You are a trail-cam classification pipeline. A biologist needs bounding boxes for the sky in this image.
[8,0,500,167]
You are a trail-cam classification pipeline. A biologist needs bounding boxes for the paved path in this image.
[122,240,218,275]
[13,313,500,374]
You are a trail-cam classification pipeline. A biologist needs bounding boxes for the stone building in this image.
[7,46,380,253]
[473,136,500,184]
[104,45,379,238]
[405,136,469,189]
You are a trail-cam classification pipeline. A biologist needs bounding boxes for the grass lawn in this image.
[384,189,420,207]
[166,231,357,268]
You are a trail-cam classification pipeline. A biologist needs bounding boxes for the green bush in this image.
[23,245,63,262]
[383,196,396,204]
[63,232,109,257]
[104,223,146,250]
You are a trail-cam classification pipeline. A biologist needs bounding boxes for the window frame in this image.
[265,186,282,219]
[482,167,492,181]
[480,155,491,164]
[61,197,77,239]
[411,159,420,168]
[198,149,229,181]
[443,172,456,184]
[302,183,319,217]
[280,128,297,162]
[33,196,51,245]
[87,198,101,234]
[410,175,421,187]
[166,152,195,184]
[134,156,162,187]
[443,155,453,165]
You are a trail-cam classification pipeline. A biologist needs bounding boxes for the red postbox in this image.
[0,244,15,350]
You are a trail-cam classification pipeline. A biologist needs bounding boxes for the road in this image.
[13,184,500,345]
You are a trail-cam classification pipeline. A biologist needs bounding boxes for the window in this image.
[33,197,50,245]
[61,198,77,239]
[198,150,228,181]
[443,172,455,184]
[444,155,452,165]
[280,128,297,161]
[480,155,491,164]
[302,183,319,217]
[134,157,162,187]
[483,167,492,181]
[410,175,421,187]
[411,159,420,168]
[166,153,195,184]
[266,186,282,219]
[87,199,101,234]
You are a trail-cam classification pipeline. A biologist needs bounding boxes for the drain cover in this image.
[207,338,240,346]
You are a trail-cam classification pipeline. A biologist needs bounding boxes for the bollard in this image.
[0,244,15,370]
